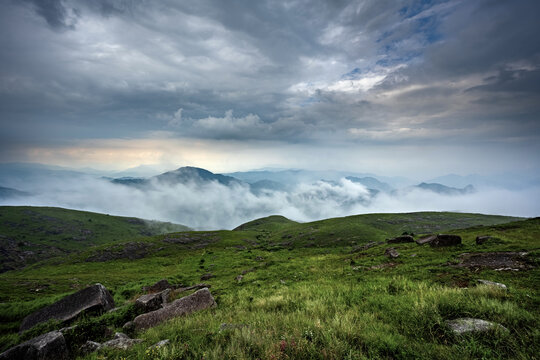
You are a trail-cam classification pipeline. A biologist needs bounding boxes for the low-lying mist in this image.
[2,176,539,229]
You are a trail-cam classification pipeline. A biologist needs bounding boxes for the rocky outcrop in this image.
[386,235,414,244]
[20,283,114,332]
[0,331,69,360]
[135,289,171,312]
[131,288,216,331]
[429,234,461,247]
[446,318,508,335]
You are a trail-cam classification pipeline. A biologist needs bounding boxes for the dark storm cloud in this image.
[1,0,539,152]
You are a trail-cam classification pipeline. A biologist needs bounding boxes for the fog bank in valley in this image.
[1,175,538,230]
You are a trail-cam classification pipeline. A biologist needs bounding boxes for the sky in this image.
[1,0,539,177]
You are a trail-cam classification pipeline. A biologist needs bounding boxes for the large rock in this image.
[446,318,508,335]
[135,289,171,312]
[386,235,414,244]
[0,331,69,360]
[20,283,115,332]
[131,288,216,331]
[429,234,461,247]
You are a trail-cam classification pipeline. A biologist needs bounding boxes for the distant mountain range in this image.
[0,163,537,204]
[414,182,476,195]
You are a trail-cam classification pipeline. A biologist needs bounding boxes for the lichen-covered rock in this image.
[132,288,216,330]
[20,283,115,332]
[0,331,68,360]
[446,318,508,335]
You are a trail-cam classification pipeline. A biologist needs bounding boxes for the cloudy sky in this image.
[1,0,539,177]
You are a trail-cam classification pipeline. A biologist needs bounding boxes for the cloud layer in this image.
[1,0,539,176]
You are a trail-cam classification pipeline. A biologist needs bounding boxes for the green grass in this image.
[0,209,538,359]
[0,206,190,270]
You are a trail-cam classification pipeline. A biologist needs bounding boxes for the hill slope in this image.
[0,206,190,272]
[0,210,537,359]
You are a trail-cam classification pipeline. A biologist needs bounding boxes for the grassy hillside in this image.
[0,210,538,359]
[0,206,190,272]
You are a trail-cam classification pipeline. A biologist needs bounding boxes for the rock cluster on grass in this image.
[446,318,508,335]
[129,288,216,331]
[0,330,69,360]
[19,283,115,332]
[3,281,217,359]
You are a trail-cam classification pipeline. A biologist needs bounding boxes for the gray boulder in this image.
[446,318,508,335]
[0,331,68,360]
[477,279,507,290]
[20,283,114,332]
[387,235,414,244]
[429,234,461,247]
[135,289,171,312]
[131,288,216,331]
[385,248,400,259]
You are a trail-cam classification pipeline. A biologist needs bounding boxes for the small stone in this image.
[477,280,507,290]
[149,339,170,349]
[200,273,214,281]
[385,247,399,259]
[446,318,508,335]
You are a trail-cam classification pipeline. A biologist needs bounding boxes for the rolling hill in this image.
[0,207,537,359]
[0,206,190,273]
